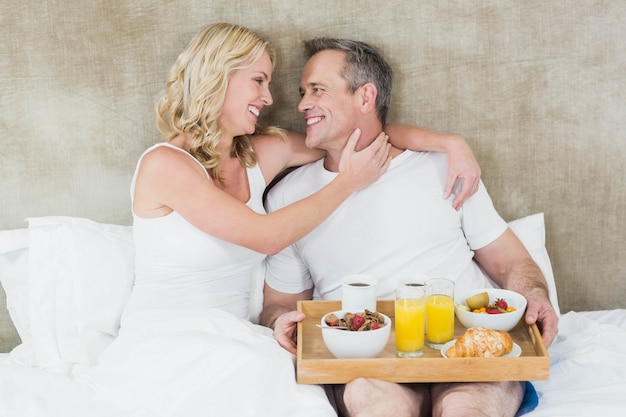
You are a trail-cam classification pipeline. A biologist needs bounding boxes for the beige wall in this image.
[1,0,625,314]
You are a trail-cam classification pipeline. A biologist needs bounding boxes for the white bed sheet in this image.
[1,309,625,417]
[526,309,626,416]
[0,308,335,417]
[0,359,122,417]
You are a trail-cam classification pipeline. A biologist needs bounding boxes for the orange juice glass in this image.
[425,278,455,348]
[395,284,425,358]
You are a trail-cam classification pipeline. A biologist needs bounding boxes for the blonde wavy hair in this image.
[156,22,285,184]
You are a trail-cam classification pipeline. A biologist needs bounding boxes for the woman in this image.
[73,23,480,416]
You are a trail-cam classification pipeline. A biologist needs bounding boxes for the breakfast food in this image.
[325,310,386,331]
[458,293,517,314]
[445,327,513,358]
[465,291,489,310]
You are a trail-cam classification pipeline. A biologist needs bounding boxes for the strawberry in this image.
[494,298,508,310]
[486,306,501,314]
[351,314,366,330]
[372,322,380,330]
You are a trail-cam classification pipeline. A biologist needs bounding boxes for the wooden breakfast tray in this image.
[296,300,549,384]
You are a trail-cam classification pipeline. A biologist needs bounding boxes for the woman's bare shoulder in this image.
[138,144,207,182]
[141,143,194,166]
[251,132,287,151]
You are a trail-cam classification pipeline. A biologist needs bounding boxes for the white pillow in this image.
[0,228,31,357]
[26,216,135,373]
[508,213,560,316]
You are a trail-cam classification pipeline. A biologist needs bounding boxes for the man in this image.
[260,37,558,417]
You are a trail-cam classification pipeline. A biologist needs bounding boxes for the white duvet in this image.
[526,310,626,416]
[1,309,625,417]
[0,308,335,417]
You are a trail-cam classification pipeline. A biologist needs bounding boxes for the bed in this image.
[1,2,625,415]
[1,214,625,416]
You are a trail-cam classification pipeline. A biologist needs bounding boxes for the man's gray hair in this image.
[303,37,393,125]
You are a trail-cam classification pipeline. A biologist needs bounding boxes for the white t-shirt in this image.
[264,150,508,301]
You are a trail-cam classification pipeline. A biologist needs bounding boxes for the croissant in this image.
[445,327,513,358]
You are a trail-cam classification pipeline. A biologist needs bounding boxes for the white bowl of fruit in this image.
[455,288,527,331]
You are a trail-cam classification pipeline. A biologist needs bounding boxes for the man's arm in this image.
[260,284,313,354]
[384,124,481,210]
[473,228,559,347]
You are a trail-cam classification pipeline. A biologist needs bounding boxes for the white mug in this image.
[341,274,378,311]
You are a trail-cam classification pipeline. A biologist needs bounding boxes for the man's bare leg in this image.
[430,381,525,417]
[334,378,431,417]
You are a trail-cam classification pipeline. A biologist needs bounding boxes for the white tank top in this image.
[125,143,267,322]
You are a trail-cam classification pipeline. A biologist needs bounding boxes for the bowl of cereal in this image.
[320,310,391,359]
[455,288,527,331]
